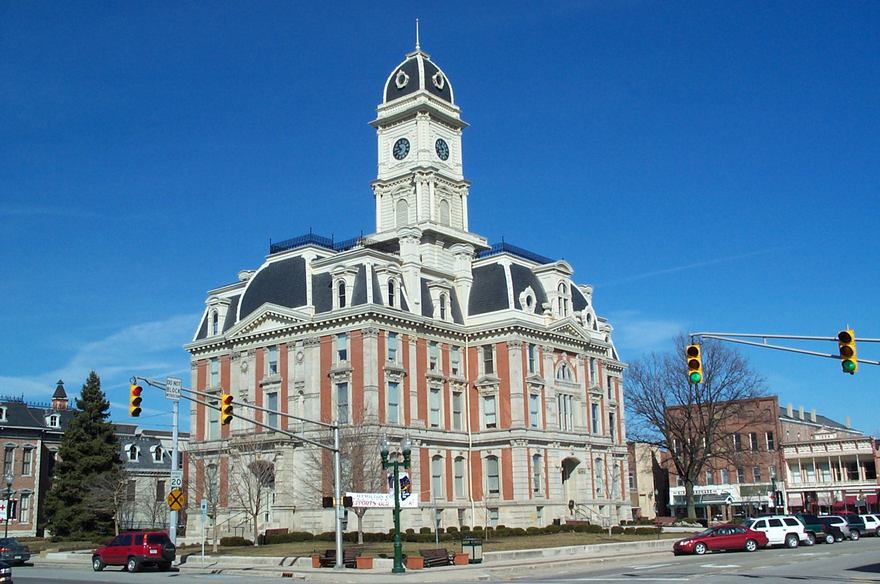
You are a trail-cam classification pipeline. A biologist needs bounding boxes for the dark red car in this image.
[673,524,769,555]
[92,531,175,572]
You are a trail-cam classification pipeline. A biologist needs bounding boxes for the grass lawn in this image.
[178,531,682,558]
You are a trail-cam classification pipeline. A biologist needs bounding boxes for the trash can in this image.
[462,537,483,564]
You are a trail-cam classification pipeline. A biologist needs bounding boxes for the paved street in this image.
[14,537,880,583]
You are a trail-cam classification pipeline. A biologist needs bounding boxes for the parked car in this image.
[0,561,10,584]
[672,524,768,555]
[745,516,811,548]
[860,514,880,535]
[819,522,846,543]
[796,513,839,544]
[92,531,175,572]
[0,539,29,566]
[843,514,867,539]
[817,515,854,540]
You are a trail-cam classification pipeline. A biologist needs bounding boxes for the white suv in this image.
[747,515,812,548]
[860,514,879,536]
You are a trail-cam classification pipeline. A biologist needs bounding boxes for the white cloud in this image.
[608,310,684,355]
[0,313,198,408]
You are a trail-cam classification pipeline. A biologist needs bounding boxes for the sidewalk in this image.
[40,539,674,581]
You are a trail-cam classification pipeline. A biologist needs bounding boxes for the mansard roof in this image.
[383,48,454,106]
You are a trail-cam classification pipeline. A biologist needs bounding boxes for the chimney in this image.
[845,416,851,429]
[810,408,817,423]
[786,403,793,417]
[798,405,805,420]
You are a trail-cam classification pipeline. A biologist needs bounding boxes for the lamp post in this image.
[4,474,13,539]
[380,433,411,574]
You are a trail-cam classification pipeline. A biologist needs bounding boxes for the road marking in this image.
[700,563,740,568]
[629,563,674,570]
[561,579,690,582]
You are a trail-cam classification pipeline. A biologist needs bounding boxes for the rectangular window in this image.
[769,465,777,480]
[529,394,540,428]
[19,493,30,524]
[209,357,219,387]
[482,345,494,375]
[720,469,730,484]
[487,458,500,494]
[733,433,742,451]
[387,332,397,362]
[736,467,746,483]
[207,399,219,440]
[591,403,600,434]
[804,461,816,482]
[267,345,278,375]
[676,474,684,487]
[706,469,714,485]
[753,466,762,482]
[336,382,349,424]
[536,506,544,527]
[589,357,597,385]
[483,395,497,428]
[429,388,442,427]
[267,392,278,428]
[429,342,439,372]
[450,346,461,376]
[532,456,542,493]
[488,507,499,527]
[789,463,801,484]
[452,391,463,430]
[21,448,32,476]
[749,432,758,451]
[156,479,165,502]
[557,394,573,431]
[628,471,635,490]
[387,382,400,424]
[608,412,616,441]
[431,457,444,499]
[336,333,348,362]
[818,461,831,482]
[606,376,613,400]
[454,458,465,497]
[527,344,537,374]
[766,431,775,450]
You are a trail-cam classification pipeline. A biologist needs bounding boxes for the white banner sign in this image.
[346,491,419,509]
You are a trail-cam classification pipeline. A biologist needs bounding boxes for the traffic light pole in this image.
[134,377,345,569]
[689,332,880,366]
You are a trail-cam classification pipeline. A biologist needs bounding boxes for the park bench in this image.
[318,548,358,568]
[420,548,453,567]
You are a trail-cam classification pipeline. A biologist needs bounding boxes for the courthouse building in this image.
[185,42,629,536]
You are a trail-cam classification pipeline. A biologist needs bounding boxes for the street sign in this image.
[166,488,186,511]
[200,499,208,515]
[165,377,182,402]
[170,470,183,490]
[0,500,6,519]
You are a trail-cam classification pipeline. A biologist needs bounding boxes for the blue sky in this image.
[2,2,878,435]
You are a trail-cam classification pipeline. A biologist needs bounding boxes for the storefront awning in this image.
[671,492,734,507]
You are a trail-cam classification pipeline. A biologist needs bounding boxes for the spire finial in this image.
[415,18,420,51]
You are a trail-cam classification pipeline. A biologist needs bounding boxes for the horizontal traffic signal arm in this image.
[129,376,339,451]
[686,331,880,367]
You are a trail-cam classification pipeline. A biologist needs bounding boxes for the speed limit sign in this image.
[170,470,183,490]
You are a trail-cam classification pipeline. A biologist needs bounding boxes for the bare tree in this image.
[625,335,765,518]
[140,477,170,530]
[301,419,386,544]
[228,436,276,546]
[86,468,132,535]
[190,458,223,552]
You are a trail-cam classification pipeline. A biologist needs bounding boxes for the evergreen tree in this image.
[44,371,122,538]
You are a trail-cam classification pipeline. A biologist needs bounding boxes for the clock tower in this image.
[370,42,487,272]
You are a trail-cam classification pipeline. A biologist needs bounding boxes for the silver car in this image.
[820,515,854,540]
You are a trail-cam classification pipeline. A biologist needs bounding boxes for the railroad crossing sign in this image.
[166,489,186,511]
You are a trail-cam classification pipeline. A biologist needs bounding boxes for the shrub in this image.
[265,531,314,544]
[526,526,542,536]
[446,526,459,535]
[611,526,623,535]
[316,531,336,541]
[419,527,432,535]
[509,527,527,537]
[220,536,253,547]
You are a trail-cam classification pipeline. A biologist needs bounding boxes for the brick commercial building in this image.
[185,41,630,538]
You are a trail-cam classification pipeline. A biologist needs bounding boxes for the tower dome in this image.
[383,48,454,105]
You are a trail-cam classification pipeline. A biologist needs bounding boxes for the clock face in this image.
[392,138,410,160]
[435,138,450,161]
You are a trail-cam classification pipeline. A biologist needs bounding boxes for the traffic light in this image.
[321,496,334,508]
[686,344,703,384]
[838,329,858,374]
[129,384,143,417]
[220,393,234,425]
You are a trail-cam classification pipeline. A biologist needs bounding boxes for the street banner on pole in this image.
[348,490,419,508]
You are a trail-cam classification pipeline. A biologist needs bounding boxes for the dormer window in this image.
[439,293,448,320]
[211,311,219,336]
[557,282,570,317]
[0,407,6,422]
[336,280,347,309]
[388,280,396,307]
[127,444,139,462]
[47,414,59,428]
[153,446,164,463]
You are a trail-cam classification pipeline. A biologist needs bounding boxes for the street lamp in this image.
[4,474,13,539]
[380,433,411,574]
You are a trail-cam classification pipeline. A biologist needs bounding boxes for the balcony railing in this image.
[477,242,555,265]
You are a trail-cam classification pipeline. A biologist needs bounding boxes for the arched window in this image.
[557,282,570,317]
[396,199,409,228]
[211,311,219,335]
[387,279,396,307]
[439,293,448,320]
[486,456,500,495]
[128,445,139,462]
[532,454,543,493]
[556,362,573,382]
[153,446,163,463]
[337,280,346,308]
[453,456,466,497]
[439,199,450,226]
[431,455,444,499]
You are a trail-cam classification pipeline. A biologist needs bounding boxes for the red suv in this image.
[92,531,175,572]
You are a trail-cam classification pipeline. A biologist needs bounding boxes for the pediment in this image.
[548,318,592,343]
[227,304,310,339]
